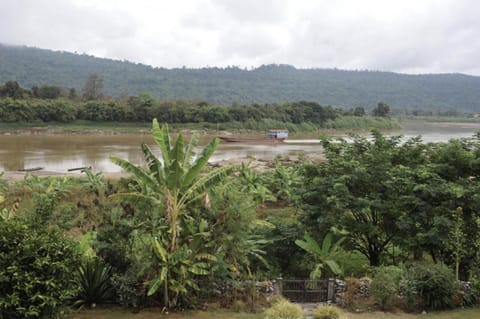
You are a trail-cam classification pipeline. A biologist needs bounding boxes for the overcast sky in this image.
[1,0,480,75]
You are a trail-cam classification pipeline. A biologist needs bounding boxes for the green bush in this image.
[370,266,404,310]
[264,299,304,319]
[407,263,456,310]
[73,257,114,309]
[0,219,80,318]
[312,305,342,319]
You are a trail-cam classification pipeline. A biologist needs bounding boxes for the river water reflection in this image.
[1,120,480,173]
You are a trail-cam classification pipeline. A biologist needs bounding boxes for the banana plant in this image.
[148,234,216,308]
[111,119,233,250]
[110,118,233,308]
[295,232,345,279]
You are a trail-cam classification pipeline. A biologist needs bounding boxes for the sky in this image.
[1,0,480,75]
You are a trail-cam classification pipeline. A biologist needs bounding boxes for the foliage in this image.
[73,257,115,309]
[82,74,104,100]
[302,132,418,266]
[324,116,400,130]
[312,305,342,319]
[110,118,233,309]
[407,263,456,310]
[295,232,345,279]
[370,266,404,310]
[372,102,391,117]
[264,299,304,319]
[238,162,275,204]
[0,219,80,319]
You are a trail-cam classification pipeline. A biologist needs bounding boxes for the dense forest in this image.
[1,44,480,113]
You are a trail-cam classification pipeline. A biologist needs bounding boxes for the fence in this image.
[280,279,336,303]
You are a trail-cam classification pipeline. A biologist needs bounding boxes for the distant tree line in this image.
[0,80,390,124]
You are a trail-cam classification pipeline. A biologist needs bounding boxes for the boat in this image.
[266,129,289,140]
[219,129,288,143]
[18,167,44,172]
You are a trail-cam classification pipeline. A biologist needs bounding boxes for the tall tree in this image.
[82,74,104,100]
[302,131,425,266]
[372,102,391,117]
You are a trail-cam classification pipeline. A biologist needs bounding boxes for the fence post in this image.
[327,279,335,302]
[277,277,283,296]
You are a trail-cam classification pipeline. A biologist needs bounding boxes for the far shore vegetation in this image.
[0,80,401,133]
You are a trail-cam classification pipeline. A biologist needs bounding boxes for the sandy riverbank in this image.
[1,154,323,182]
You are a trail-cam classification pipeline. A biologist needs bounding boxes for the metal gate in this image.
[280,279,335,303]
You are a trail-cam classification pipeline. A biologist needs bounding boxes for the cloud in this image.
[1,0,480,74]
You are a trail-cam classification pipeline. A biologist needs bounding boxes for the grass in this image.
[0,116,401,134]
[65,307,480,319]
[66,308,265,319]
[404,116,480,123]
[324,116,401,130]
[346,308,480,318]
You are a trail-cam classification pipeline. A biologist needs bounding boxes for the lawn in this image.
[66,307,480,319]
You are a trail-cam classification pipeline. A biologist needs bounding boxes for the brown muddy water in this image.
[1,120,480,174]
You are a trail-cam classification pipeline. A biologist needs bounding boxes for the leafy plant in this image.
[73,257,114,309]
[110,118,233,308]
[295,232,344,279]
[312,305,343,319]
[264,299,304,319]
[0,219,80,319]
[370,265,404,310]
[407,263,456,310]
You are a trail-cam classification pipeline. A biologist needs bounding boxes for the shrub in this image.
[312,305,342,319]
[72,257,114,308]
[370,266,404,310]
[0,219,80,319]
[407,263,456,310]
[111,266,147,309]
[264,299,304,319]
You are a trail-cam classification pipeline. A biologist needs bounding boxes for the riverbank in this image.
[0,117,401,136]
[1,153,320,182]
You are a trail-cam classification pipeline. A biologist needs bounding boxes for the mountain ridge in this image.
[1,43,479,112]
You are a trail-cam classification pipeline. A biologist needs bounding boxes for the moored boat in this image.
[219,129,288,143]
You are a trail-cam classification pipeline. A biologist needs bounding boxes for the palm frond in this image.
[153,237,168,263]
[152,119,171,167]
[148,276,164,297]
[194,253,217,262]
[109,192,159,206]
[321,233,333,255]
[183,137,220,187]
[181,165,234,206]
[295,233,322,256]
[141,143,164,184]
[183,132,200,169]
[110,156,160,193]
[324,260,342,275]
[189,263,209,275]
[167,135,185,190]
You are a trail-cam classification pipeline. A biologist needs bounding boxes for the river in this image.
[1,120,480,173]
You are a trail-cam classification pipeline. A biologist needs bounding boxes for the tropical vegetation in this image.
[3,120,480,317]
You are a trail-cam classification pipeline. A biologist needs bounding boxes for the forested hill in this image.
[1,43,480,112]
